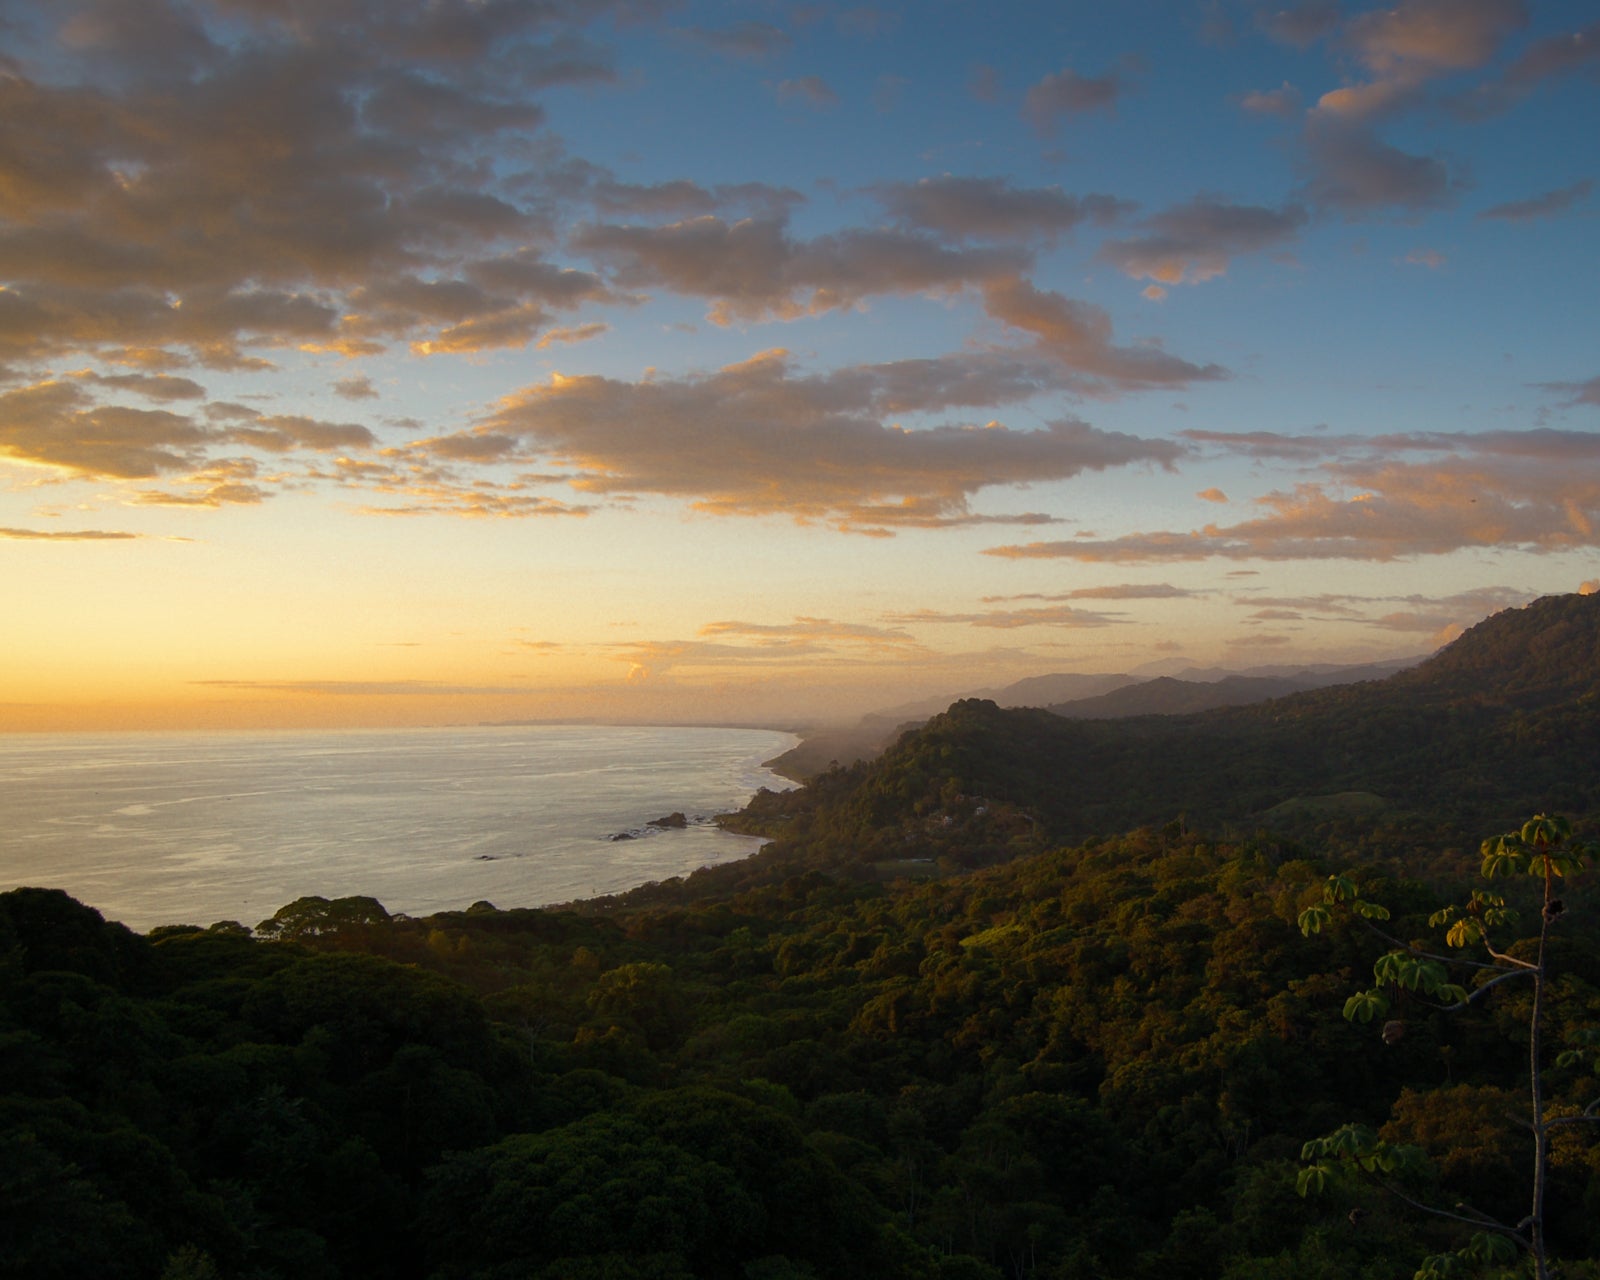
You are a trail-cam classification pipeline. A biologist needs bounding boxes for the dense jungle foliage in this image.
[4,594,1598,1279]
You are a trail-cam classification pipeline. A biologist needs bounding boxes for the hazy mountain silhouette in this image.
[1046,659,1421,719]
[748,593,1600,845]
[770,655,1421,778]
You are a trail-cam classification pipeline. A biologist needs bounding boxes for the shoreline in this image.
[1,723,801,934]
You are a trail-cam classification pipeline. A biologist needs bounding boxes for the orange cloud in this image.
[0,379,212,478]
[406,349,1185,532]
[0,526,143,540]
[1346,0,1528,79]
[610,617,934,684]
[882,605,1124,630]
[987,443,1600,563]
[981,584,1195,602]
[1237,82,1302,116]
[979,276,1226,391]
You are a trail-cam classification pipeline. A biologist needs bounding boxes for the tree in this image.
[1297,815,1599,1280]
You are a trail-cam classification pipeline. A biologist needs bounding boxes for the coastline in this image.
[1,723,800,933]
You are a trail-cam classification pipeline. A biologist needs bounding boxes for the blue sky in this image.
[2,0,1597,729]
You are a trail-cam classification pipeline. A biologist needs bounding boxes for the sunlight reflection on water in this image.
[0,724,796,932]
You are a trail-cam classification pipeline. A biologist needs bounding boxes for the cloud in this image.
[882,605,1123,629]
[1344,0,1528,79]
[610,616,932,682]
[1237,82,1303,116]
[1536,376,1600,409]
[590,179,804,221]
[1023,67,1125,132]
[979,276,1228,392]
[1287,0,1527,215]
[0,0,636,374]
[0,526,143,540]
[333,375,379,400]
[574,216,1029,323]
[775,76,839,108]
[410,348,1186,532]
[1197,487,1229,503]
[986,437,1600,563]
[989,428,1600,564]
[1099,198,1308,286]
[1501,19,1600,86]
[968,64,1002,102]
[90,372,207,402]
[1479,179,1593,222]
[0,378,213,478]
[1183,426,1600,461]
[1238,586,1534,635]
[134,479,269,508]
[875,176,1131,244]
[222,415,378,454]
[1258,2,1341,48]
[537,322,609,349]
[192,680,544,697]
[699,617,921,649]
[1403,248,1446,268]
[981,583,1195,602]
[1450,18,1600,115]
[1301,116,1454,213]
[681,22,793,61]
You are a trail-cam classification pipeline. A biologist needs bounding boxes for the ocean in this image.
[0,724,798,933]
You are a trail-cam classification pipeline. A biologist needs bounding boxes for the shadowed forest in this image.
[5,594,1599,1280]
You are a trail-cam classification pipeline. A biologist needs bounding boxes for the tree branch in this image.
[1357,1168,1525,1246]
[1355,916,1503,971]
[1434,967,1537,1012]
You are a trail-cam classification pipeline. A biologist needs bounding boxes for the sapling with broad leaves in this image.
[1296,815,1599,1280]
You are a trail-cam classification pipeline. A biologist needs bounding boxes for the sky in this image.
[2,0,1598,732]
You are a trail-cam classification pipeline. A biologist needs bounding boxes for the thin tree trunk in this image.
[1528,856,1552,1280]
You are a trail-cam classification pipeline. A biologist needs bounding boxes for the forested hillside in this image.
[728,593,1600,875]
[3,594,1598,1280]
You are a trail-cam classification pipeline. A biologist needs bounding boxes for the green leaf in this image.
[1372,951,1411,984]
[1413,959,1449,995]
[1520,813,1570,847]
[1414,1254,1461,1280]
[1297,904,1331,937]
[1295,1164,1326,1197]
[1351,900,1391,920]
[1325,1124,1378,1156]
[1461,1232,1517,1265]
[1344,990,1389,1022]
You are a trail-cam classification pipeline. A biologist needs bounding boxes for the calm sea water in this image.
[0,725,797,933]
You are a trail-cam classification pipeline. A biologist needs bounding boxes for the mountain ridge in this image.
[733,592,1600,868]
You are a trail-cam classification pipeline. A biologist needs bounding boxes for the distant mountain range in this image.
[746,592,1600,853]
[1046,659,1420,719]
[769,655,1423,778]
